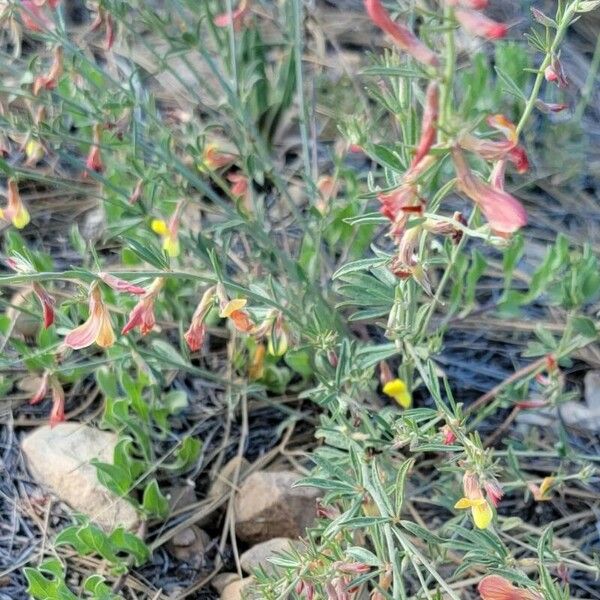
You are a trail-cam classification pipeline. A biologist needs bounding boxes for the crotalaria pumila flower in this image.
[20,0,55,31]
[441,424,457,445]
[364,0,440,67]
[483,479,504,507]
[30,371,50,405]
[85,124,104,174]
[198,143,235,172]
[455,7,507,39]
[454,471,493,529]
[33,45,63,95]
[98,272,146,295]
[382,378,412,409]
[49,377,65,427]
[458,115,529,174]
[535,100,568,114]
[445,0,488,8]
[451,148,527,235]
[545,56,568,88]
[216,283,253,333]
[90,6,115,50]
[412,81,439,167]
[151,201,183,258]
[214,0,251,30]
[1,179,30,229]
[184,285,216,351]
[32,283,55,328]
[64,282,115,349]
[478,575,543,600]
[122,277,164,335]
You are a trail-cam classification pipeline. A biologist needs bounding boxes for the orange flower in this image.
[64,282,115,349]
[315,175,339,215]
[478,575,543,600]
[364,0,439,67]
[122,277,164,336]
[33,46,63,95]
[214,0,251,30]
[184,286,216,351]
[199,143,235,172]
[217,283,253,333]
[455,7,507,39]
[451,147,527,235]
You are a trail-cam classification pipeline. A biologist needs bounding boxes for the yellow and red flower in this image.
[85,124,104,174]
[1,179,30,229]
[151,201,183,258]
[64,282,115,349]
[216,283,253,333]
[454,471,493,529]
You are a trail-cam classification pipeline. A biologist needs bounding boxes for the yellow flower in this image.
[454,496,493,529]
[219,298,247,318]
[383,378,412,409]
[151,218,180,257]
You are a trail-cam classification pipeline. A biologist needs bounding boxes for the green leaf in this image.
[571,316,597,340]
[109,528,151,565]
[141,480,169,518]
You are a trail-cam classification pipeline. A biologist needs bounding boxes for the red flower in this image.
[535,100,568,114]
[33,46,63,95]
[98,272,146,295]
[32,283,55,328]
[455,7,507,39]
[412,81,439,167]
[446,0,488,7]
[441,424,457,445]
[452,148,527,235]
[30,371,50,405]
[49,378,65,428]
[85,124,103,174]
[20,0,55,32]
[545,57,568,88]
[478,575,542,600]
[364,0,440,67]
[214,0,251,30]
[122,278,164,336]
[483,479,503,507]
[184,286,216,351]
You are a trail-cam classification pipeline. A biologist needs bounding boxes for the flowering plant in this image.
[0,0,599,598]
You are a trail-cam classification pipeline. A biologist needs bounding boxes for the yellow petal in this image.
[220,298,247,318]
[96,313,116,348]
[151,219,168,235]
[383,379,412,408]
[163,235,180,258]
[454,497,473,510]
[471,498,493,529]
[538,476,555,499]
[12,206,30,229]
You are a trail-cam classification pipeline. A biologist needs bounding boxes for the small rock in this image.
[166,484,197,512]
[221,577,253,600]
[212,573,240,594]
[166,525,210,567]
[240,537,295,575]
[234,470,319,543]
[21,423,139,531]
[584,370,600,411]
[210,456,251,499]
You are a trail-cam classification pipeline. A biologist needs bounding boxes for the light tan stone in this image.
[21,423,139,531]
[240,537,295,575]
[234,471,319,543]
